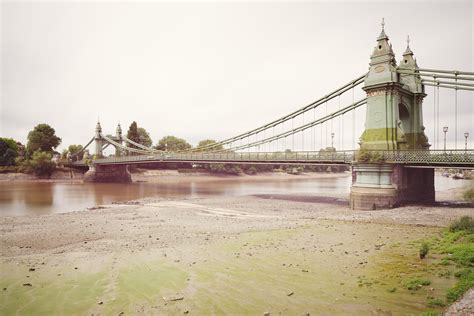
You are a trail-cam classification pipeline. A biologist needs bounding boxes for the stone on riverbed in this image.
[163,295,184,302]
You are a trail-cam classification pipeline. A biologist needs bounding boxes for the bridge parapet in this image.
[66,150,474,168]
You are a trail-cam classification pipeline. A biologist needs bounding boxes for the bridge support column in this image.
[350,163,434,210]
[83,164,132,183]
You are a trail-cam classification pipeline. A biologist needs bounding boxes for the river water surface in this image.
[0,173,469,216]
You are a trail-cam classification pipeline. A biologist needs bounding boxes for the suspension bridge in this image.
[67,21,473,210]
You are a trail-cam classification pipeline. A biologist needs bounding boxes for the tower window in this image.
[405,59,407,63]
[378,45,382,49]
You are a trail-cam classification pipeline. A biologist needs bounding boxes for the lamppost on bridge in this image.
[331,132,335,150]
[443,126,448,152]
[465,132,469,152]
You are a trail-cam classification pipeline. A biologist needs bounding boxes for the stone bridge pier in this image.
[350,164,435,210]
[83,164,132,183]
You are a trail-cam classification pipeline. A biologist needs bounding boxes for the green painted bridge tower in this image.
[360,22,430,150]
[350,21,434,210]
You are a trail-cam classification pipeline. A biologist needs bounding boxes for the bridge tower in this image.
[360,22,429,150]
[115,123,123,157]
[84,122,131,183]
[350,21,434,210]
[94,121,104,158]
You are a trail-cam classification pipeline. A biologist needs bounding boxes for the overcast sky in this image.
[1,1,473,152]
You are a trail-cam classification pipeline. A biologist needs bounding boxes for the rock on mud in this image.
[163,295,184,302]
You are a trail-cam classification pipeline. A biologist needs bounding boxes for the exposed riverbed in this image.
[0,171,472,314]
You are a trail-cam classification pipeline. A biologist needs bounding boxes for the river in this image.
[0,173,469,216]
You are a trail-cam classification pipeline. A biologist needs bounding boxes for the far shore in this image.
[0,168,351,183]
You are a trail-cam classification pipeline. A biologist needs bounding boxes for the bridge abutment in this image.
[350,163,434,210]
[83,164,132,183]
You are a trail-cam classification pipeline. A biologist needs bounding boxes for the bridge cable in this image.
[455,72,458,149]
[69,137,95,160]
[302,112,305,151]
[181,74,366,153]
[433,78,436,149]
[211,98,367,153]
[102,135,156,155]
[325,100,328,148]
[292,118,295,151]
[338,94,341,150]
[313,106,316,151]
[436,83,440,149]
[122,136,164,153]
[352,86,355,150]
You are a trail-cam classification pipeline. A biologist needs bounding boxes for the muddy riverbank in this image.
[1,184,473,314]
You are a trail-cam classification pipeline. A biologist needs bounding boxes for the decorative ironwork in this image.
[69,150,474,167]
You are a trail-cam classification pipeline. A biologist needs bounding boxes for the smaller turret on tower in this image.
[94,121,104,158]
[116,123,122,139]
[95,121,102,138]
[398,36,423,94]
[115,123,123,157]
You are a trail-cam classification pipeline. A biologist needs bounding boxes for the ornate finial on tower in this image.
[403,35,414,56]
[377,18,388,40]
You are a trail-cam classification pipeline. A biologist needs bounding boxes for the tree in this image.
[126,121,140,145]
[155,136,191,151]
[26,124,61,156]
[197,139,223,151]
[62,144,84,161]
[137,128,152,147]
[29,151,56,177]
[0,138,18,166]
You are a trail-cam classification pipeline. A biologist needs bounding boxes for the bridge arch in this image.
[398,103,410,136]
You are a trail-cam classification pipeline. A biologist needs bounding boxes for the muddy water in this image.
[0,173,468,216]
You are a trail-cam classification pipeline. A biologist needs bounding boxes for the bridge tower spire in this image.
[115,123,123,157]
[94,120,104,158]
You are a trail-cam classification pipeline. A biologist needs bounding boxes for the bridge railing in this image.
[90,150,356,164]
[378,150,474,165]
[69,149,474,166]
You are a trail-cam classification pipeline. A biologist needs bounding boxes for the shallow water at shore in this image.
[0,172,469,216]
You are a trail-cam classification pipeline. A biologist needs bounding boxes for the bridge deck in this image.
[68,150,474,168]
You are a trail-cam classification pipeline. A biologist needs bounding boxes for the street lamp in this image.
[331,132,335,149]
[443,126,448,152]
[465,132,469,152]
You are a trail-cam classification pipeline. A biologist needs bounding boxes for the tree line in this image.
[0,121,225,176]
[1,121,348,176]
[1,124,61,176]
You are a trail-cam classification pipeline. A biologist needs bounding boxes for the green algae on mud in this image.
[183,222,455,315]
[0,220,460,315]
[0,256,189,315]
[105,260,189,315]
[0,267,107,315]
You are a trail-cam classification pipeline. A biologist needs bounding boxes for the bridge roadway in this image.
[69,150,474,168]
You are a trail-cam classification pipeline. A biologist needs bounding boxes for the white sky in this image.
[1,1,473,152]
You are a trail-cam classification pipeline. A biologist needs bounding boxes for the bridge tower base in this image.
[350,163,434,210]
[83,164,132,183]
